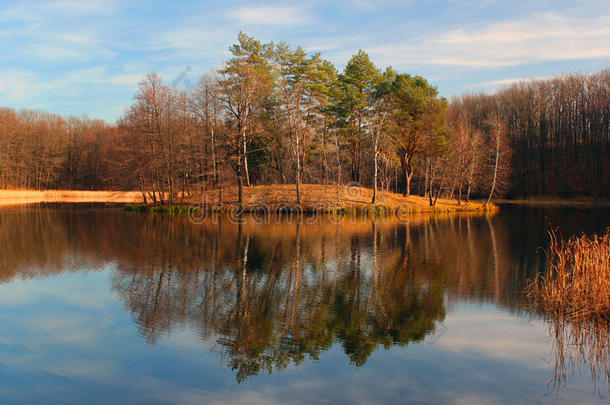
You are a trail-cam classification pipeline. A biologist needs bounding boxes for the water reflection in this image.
[0,206,608,392]
[107,216,450,381]
[540,316,609,396]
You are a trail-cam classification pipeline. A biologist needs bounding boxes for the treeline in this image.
[451,71,610,197]
[0,33,608,200]
[0,108,121,189]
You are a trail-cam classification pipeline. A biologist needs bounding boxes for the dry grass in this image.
[528,228,610,394]
[1,184,494,214]
[0,189,144,206]
[528,228,610,322]
[188,184,495,214]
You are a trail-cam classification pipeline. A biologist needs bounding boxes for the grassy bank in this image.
[0,190,144,206]
[182,184,496,214]
[528,228,610,322]
[1,185,496,214]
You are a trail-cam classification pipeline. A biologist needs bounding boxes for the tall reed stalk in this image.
[528,228,610,321]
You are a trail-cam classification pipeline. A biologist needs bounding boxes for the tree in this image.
[389,74,441,197]
[330,51,380,184]
[192,73,224,199]
[447,100,479,204]
[119,73,181,204]
[419,98,450,206]
[273,43,328,203]
[217,32,274,206]
[369,68,395,203]
[483,112,512,206]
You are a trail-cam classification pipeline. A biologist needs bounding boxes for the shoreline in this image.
[0,186,495,214]
[0,190,144,207]
[496,198,610,208]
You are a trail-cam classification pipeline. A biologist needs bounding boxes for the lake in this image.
[0,205,608,404]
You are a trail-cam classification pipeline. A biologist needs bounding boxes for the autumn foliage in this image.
[0,34,608,203]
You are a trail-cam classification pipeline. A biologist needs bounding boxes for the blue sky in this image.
[1,0,608,122]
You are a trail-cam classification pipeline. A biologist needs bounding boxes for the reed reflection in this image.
[543,317,609,396]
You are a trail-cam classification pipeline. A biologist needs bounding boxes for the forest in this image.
[0,33,608,202]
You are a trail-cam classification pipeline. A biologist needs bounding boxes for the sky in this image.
[0,0,609,122]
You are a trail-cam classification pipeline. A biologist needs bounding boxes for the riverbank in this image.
[0,190,143,206]
[184,184,495,214]
[1,185,495,214]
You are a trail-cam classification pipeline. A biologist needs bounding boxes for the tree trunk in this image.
[431,160,447,206]
[484,133,501,207]
[242,126,250,187]
[295,128,301,204]
[371,142,378,204]
[211,122,218,192]
[237,170,244,207]
[466,156,475,202]
[402,153,413,197]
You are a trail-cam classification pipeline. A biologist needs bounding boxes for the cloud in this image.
[476,76,552,87]
[107,73,145,86]
[21,44,102,62]
[367,12,610,68]
[227,5,309,26]
[43,0,121,17]
[0,0,121,21]
[0,67,141,103]
[340,0,417,11]
[431,311,548,367]
[1,8,117,64]
[0,71,40,100]
[150,26,228,52]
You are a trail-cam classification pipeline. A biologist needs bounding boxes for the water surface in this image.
[0,205,608,404]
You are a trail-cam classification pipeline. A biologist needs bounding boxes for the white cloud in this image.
[432,310,548,367]
[150,26,227,52]
[227,5,309,26]
[340,0,417,11]
[0,0,121,21]
[107,73,144,86]
[22,44,97,61]
[0,67,142,103]
[476,76,552,87]
[3,14,116,63]
[367,12,610,68]
[0,71,40,100]
[44,0,121,17]
[304,44,337,52]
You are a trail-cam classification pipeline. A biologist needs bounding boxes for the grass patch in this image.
[184,184,495,215]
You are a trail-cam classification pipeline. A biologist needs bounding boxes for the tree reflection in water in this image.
[110,217,448,381]
[1,206,607,386]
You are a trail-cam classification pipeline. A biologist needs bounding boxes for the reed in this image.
[528,228,610,322]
